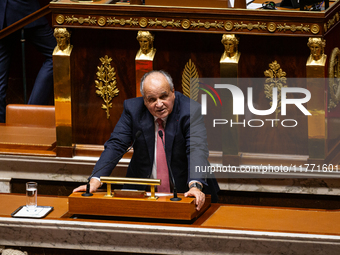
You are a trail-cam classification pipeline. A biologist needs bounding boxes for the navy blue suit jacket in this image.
[0,0,47,30]
[0,0,56,123]
[91,92,219,200]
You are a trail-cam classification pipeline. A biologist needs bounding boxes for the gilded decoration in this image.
[191,20,224,29]
[107,17,138,26]
[64,15,97,25]
[58,14,319,35]
[307,38,326,65]
[182,59,199,101]
[277,23,310,33]
[324,11,340,32]
[56,14,65,25]
[148,18,181,28]
[98,16,106,26]
[53,28,73,56]
[311,24,320,34]
[139,17,148,27]
[220,34,240,63]
[182,19,191,29]
[135,31,156,60]
[328,47,340,111]
[224,21,233,31]
[264,61,287,127]
[267,22,277,33]
[234,22,266,31]
[95,55,119,119]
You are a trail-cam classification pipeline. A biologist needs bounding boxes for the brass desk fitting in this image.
[100,177,161,200]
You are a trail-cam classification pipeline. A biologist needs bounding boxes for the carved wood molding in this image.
[48,0,335,37]
[54,13,321,36]
[324,8,340,33]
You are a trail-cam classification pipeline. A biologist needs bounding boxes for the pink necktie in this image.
[156,118,170,193]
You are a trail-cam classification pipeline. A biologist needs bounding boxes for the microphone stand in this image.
[158,130,182,201]
[82,183,93,197]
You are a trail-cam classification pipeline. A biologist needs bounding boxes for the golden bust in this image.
[307,37,326,64]
[53,28,72,55]
[136,31,156,60]
[220,34,240,63]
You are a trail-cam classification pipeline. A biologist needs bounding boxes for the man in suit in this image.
[0,0,57,123]
[74,70,219,210]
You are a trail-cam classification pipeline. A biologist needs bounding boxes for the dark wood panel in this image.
[325,23,340,153]
[70,29,312,154]
[239,35,310,78]
[71,30,223,145]
[238,35,309,155]
[71,29,138,144]
[153,31,222,84]
[238,83,309,155]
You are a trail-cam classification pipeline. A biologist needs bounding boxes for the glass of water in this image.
[26,182,38,212]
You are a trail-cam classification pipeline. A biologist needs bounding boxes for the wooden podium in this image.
[68,192,211,220]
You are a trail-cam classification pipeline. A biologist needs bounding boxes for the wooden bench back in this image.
[6,104,55,128]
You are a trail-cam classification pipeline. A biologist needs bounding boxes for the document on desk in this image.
[247,2,263,9]
[146,192,170,197]
[11,206,53,218]
[229,0,260,8]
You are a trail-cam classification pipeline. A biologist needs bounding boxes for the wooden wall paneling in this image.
[71,30,225,146]
[70,29,138,145]
[324,22,340,157]
[237,35,309,156]
[49,1,340,163]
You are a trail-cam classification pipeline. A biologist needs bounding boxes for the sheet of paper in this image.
[146,192,170,197]
[247,3,263,9]
[12,206,53,218]
[229,0,256,7]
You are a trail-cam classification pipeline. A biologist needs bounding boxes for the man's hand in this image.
[184,187,205,211]
[72,178,101,193]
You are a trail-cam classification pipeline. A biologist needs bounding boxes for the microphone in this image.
[158,130,182,201]
[81,130,142,197]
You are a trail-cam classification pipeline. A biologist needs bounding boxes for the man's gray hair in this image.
[140,70,174,96]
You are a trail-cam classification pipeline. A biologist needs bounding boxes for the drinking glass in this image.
[26,182,38,212]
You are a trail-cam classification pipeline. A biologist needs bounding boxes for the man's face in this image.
[310,43,322,60]
[223,40,235,56]
[56,34,68,51]
[139,37,151,55]
[143,73,175,119]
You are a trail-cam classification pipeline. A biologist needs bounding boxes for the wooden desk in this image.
[0,194,68,219]
[0,125,56,157]
[202,205,340,235]
[68,192,211,220]
[1,193,340,254]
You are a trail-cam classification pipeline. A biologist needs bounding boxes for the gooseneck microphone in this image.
[158,130,182,201]
[81,130,142,197]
